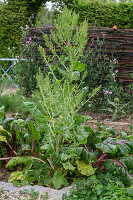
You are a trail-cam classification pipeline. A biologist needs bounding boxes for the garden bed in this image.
[82,111,133,132]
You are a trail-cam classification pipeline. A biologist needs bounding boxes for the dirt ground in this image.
[1,86,18,96]
[81,111,133,132]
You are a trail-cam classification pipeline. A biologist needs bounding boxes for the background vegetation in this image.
[68,0,133,28]
[1,0,133,58]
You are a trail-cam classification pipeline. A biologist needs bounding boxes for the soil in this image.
[0,168,11,182]
[1,86,18,96]
[81,111,133,132]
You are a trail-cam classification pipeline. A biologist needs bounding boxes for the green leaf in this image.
[52,170,68,189]
[8,171,26,183]
[40,144,51,152]
[62,161,75,171]
[3,118,15,128]
[6,156,33,171]
[61,153,72,162]
[76,147,83,158]
[81,70,87,81]
[73,61,85,72]
[28,120,40,141]
[96,138,133,155]
[0,135,7,142]
[0,106,4,125]
[107,100,116,107]
[72,71,80,81]
[96,138,119,154]
[76,160,95,176]
[24,102,48,133]
[0,125,11,140]
[77,128,89,144]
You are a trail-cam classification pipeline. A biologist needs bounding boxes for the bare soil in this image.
[0,168,11,182]
[1,86,18,96]
[81,111,133,132]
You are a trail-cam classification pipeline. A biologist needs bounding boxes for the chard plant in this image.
[0,7,100,188]
[82,124,133,187]
[0,7,99,188]
[22,7,100,188]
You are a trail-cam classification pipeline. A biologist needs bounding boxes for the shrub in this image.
[81,36,123,99]
[0,1,29,58]
[68,0,133,29]
[15,39,41,96]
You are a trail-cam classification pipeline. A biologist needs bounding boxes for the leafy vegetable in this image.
[76,160,95,176]
[52,170,68,189]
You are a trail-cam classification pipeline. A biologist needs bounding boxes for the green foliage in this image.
[36,6,54,26]
[40,6,88,83]
[104,98,130,121]
[76,160,95,176]
[104,159,133,187]
[68,0,133,29]
[83,123,133,186]
[0,5,132,192]
[0,125,11,142]
[24,72,99,185]
[6,156,33,170]
[0,106,4,125]
[8,171,26,183]
[52,170,68,189]
[0,91,41,118]
[6,156,46,185]
[0,108,45,160]
[62,174,133,200]
[19,189,40,200]
[0,1,29,58]
[24,102,48,133]
[81,37,123,98]
[0,0,75,58]
[23,7,99,188]
[96,138,133,155]
[15,40,41,96]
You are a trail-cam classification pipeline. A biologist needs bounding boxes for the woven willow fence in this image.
[27,26,133,92]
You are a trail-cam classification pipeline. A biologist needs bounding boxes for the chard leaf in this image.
[76,160,95,176]
[120,156,133,170]
[28,120,40,141]
[62,161,75,171]
[0,135,7,142]
[96,138,133,155]
[6,156,33,171]
[40,144,51,152]
[77,128,89,144]
[24,102,48,133]
[61,153,72,162]
[76,147,83,158]
[52,170,68,189]
[0,125,11,139]
[8,171,26,183]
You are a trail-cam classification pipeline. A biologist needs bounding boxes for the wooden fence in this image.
[27,26,133,92]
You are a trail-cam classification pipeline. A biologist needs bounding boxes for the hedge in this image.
[0,1,30,58]
[68,0,133,29]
